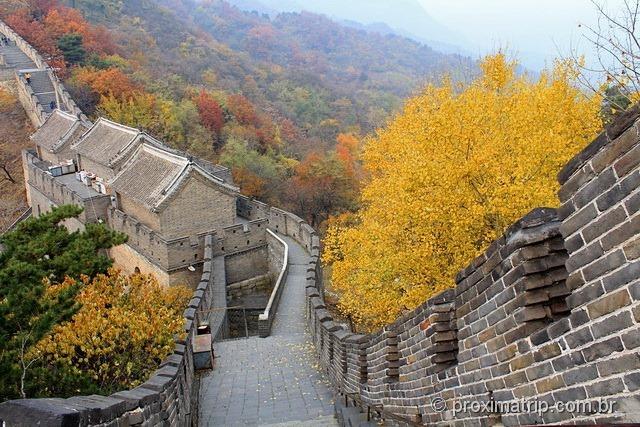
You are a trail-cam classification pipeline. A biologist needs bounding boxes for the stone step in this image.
[2,49,35,68]
[24,71,54,94]
[36,92,57,112]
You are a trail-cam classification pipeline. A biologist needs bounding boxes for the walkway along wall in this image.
[293,105,640,426]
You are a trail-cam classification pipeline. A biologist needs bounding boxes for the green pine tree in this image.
[57,33,86,65]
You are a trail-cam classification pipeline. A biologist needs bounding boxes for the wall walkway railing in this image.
[258,229,289,337]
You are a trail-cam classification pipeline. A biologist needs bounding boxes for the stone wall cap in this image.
[558,104,640,184]
[0,398,85,426]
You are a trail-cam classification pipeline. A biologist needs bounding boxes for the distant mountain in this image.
[338,19,471,57]
[226,0,473,55]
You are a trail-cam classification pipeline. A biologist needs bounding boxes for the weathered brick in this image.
[558,199,576,220]
[565,327,594,349]
[602,261,640,292]
[552,352,585,371]
[525,361,554,381]
[582,249,627,282]
[597,169,640,211]
[533,342,562,362]
[559,203,598,238]
[565,272,585,292]
[547,318,570,339]
[614,142,640,177]
[583,206,628,243]
[559,163,596,202]
[586,289,631,319]
[601,215,640,252]
[624,237,640,260]
[573,168,617,210]
[591,311,633,339]
[567,281,604,310]
[565,241,603,272]
[591,124,639,173]
[627,191,640,214]
[514,306,546,323]
[552,386,587,402]
[510,353,534,371]
[624,372,640,392]
[504,371,528,387]
[582,336,624,362]
[563,364,598,386]
[564,233,584,253]
[586,377,625,397]
[598,353,640,377]
[622,329,640,349]
[536,375,565,393]
[530,329,550,346]
[513,383,536,398]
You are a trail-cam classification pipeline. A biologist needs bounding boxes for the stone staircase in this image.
[0,42,36,69]
[24,69,57,112]
[0,39,61,115]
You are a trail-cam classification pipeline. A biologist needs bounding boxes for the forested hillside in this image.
[0,0,474,228]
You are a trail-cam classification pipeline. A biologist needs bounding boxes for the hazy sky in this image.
[418,0,624,69]
[234,0,627,71]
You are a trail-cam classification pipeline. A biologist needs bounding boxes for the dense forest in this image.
[0,0,474,228]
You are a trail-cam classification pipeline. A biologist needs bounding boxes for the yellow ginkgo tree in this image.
[323,53,603,331]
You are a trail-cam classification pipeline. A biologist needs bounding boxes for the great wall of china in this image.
[0,17,639,427]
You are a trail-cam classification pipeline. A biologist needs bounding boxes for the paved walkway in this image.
[198,235,337,426]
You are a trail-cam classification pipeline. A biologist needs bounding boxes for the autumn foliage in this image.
[30,270,190,396]
[73,67,140,100]
[196,90,225,138]
[323,54,603,331]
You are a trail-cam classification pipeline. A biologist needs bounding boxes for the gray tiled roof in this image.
[56,122,91,152]
[110,144,189,210]
[110,143,239,211]
[142,134,233,184]
[72,118,140,166]
[30,110,77,151]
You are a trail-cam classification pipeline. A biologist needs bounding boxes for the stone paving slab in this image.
[198,235,337,426]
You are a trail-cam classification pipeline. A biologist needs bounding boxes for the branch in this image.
[1,164,15,183]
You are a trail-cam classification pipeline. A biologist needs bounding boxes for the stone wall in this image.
[15,72,47,127]
[108,208,271,287]
[237,194,270,221]
[25,150,111,224]
[294,107,640,426]
[224,245,269,284]
[0,235,220,426]
[160,174,236,240]
[216,218,269,285]
[267,229,286,282]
